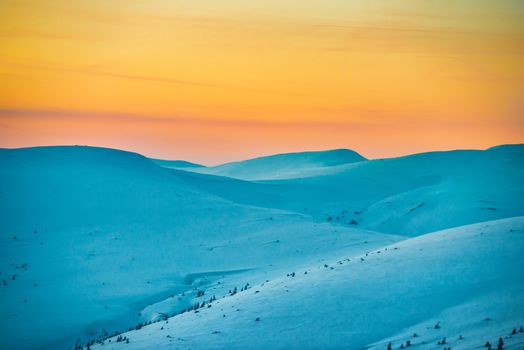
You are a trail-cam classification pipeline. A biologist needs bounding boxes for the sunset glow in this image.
[1,0,523,164]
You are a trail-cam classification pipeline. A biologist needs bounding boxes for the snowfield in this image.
[177,145,524,235]
[1,144,523,350]
[93,217,524,350]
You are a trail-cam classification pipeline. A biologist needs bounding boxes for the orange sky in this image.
[1,0,523,164]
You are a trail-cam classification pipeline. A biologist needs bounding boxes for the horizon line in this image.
[2,142,522,167]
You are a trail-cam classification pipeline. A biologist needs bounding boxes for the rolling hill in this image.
[176,144,524,235]
[0,146,395,350]
[1,144,523,350]
[187,148,366,181]
[92,216,524,350]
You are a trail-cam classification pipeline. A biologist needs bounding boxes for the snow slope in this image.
[177,144,524,235]
[94,217,524,350]
[2,144,523,350]
[0,146,398,350]
[187,149,366,181]
[149,158,204,169]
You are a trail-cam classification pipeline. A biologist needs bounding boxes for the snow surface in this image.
[177,145,524,235]
[93,217,524,350]
[0,146,394,350]
[187,148,366,180]
[1,144,523,350]
[149,158,204,169]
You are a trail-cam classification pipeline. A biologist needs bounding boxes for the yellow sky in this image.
[1,0,523,163]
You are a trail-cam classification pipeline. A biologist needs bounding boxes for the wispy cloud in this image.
[311,21,524,54]
[0,60,319,98]
[0,108,374,129]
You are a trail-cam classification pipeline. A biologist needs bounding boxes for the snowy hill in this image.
[1,144,523,350]
[149,158,204,169]
[177,145,524,235]
[0,146,396,350]
[187,149,367,181]
[93,217,524,350]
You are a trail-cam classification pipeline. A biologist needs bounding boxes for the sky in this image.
[1,0,523,164]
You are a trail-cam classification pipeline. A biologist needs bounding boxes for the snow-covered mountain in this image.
[186,148,366,180]
[92,217,524,350]
[1,144,523,350]
[0,146,394,350]
[177,145,524,235]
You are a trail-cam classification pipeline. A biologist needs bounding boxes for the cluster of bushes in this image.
[228,283,250,296]
[72,280,257,349]
[116,335,129,343]
[68,319,147,349]
[180,295,217,314]
[325,208,362,225]
[385,323,524,350]
[485,338,504,350]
